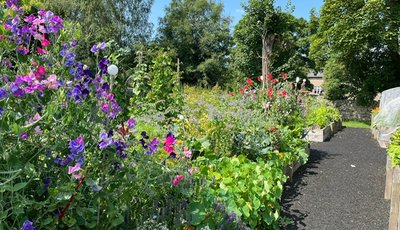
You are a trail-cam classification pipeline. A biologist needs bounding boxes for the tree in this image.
[157,0,231,85]
[42,0,154,61]
[231,0,310,86]
[310,0,400,105]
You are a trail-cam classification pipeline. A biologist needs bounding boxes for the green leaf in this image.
[242,205,250,218]
[188,202,207,226]
[111,214,124,227]
[12,182,27,192]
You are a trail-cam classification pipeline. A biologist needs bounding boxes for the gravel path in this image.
[281,127,390,230]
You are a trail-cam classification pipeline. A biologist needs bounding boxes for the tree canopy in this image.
[157,0,231,86]
[231,0,310,83]
[310,0,400,105]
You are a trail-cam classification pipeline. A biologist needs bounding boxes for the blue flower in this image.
[90,45,99,53]
[21,220,36,230]
[69,136,85,155]
[0,107,3,116]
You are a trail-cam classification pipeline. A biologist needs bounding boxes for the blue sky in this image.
[150,0,324,30]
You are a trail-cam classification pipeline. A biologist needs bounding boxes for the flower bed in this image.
[1,2,315,229]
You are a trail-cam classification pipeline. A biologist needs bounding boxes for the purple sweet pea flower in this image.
[146,138,159,155]
[20,133,29,140]
[98,131,113,149]
[90,45,99,53]
[127,118,136,129]
[21,220,36,230]
[98,42,107,50]
[69,136,85,154]
[0,88,8,99]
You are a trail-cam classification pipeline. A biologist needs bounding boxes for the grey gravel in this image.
[281,127,390,230]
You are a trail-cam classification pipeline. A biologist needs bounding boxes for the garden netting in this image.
[374,87,400,146]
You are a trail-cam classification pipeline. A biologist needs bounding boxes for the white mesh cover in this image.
[374,87,400,146]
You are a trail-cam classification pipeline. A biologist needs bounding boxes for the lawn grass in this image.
[342,120,371,129]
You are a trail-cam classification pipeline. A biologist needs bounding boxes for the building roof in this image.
[307,70,324,79]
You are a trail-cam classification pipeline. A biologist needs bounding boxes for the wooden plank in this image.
[389,167,400,230]
[386,156,394,200]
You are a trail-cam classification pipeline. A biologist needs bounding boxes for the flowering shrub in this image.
[0,2,194,229]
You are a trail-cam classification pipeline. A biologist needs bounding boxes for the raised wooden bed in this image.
[284,144,310,181]
[330,119,343,134]
[305,120,342,143]
[385,155,400,230]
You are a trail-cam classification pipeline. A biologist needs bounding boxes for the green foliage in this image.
[322,58,349,100]
[388,129,400,167]
[192,156,286,229]
[231,0,310,83]
[43,0,154,65]
[129,49,183,120]
[157,0,232,85]
[310,0,400,105]
[306,102,340,128]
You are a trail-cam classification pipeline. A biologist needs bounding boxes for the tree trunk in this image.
[261,33,275,89]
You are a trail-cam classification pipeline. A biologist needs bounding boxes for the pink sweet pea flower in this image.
[37,47,47,54]
[41,34,51,47]
[44,74,58,89]
[68,163,81,175]
[183,147,192,158]
[163,145,174,154]
[34,126,43,135]
[172,175,184,186]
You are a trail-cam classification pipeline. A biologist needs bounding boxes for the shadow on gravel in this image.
[280,148,335,230]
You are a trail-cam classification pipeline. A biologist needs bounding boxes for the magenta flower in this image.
[20,133,29,140]
[172,175,184,186]
[101,103,109,113]
[164,133,176,146]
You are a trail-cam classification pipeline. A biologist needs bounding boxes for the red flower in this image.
[229,92,234,96]
[282,73,288,80]
[268,87,273,98]
[257,76,262,82]
[278,89,287,97]
[271,78,278,84]
[267,73,273,81]
[269,127,277,132]
[246,78,253,86]
[239,88,244,95]
[244,85,249,91]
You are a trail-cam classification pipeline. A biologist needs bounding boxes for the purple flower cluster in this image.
[66,64,93,103]
[97,118,137,159]
[93,75,122,118]
[60,43,77,67]
[139,131,159,155]
[90,42,107,53]
[3,2,63,52]
[54,136,85,166]
[2,66,59,99]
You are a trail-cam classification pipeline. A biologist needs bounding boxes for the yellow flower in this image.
[176,140,183,145]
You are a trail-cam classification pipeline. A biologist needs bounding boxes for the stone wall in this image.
[333,100,373,123]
